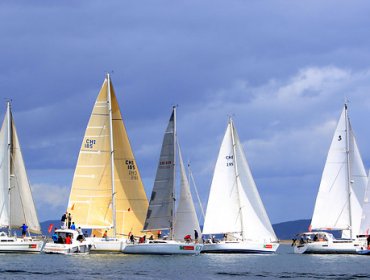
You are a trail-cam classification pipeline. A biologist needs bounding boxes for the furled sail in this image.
[310,104,367,238]
[0,102,41,234]
[203,119,277,242]
[143,110,175,231]
[68,75,148,237]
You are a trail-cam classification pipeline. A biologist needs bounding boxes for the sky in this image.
[1,1,370,225]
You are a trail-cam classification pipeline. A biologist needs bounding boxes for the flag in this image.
[48,224,54,233]
[71,203,75,211]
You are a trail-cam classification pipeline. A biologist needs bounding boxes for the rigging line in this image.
[187,162,205,221]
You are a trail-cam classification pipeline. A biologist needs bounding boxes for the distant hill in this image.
[272,219,311,240]
[41,219,312,239]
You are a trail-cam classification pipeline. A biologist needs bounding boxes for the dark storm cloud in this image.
[1,1,370,222]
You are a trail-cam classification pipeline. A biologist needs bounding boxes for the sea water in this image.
[0,245,369,279]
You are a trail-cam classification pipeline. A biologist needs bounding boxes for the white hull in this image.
[202,241,279,254]
[294,240,360,254]
[0,233,44,253]
[123,240,203,255]
[43,242,92,254]
[44,229,92,254]
[87,237,126,252]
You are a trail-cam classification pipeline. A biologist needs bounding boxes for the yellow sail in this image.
[67,75,148,238]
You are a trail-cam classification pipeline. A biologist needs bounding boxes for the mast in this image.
[107,73,117,237]
[6,101,11,235]
[170,106,177,240]
[229,118,245,240]
[344,103,353,239]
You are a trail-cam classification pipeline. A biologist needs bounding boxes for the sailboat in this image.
[65,74,149,252]
[293,103,367,254]
[0,101,44,253]
[123,107,203,255]
[202,118,279,253]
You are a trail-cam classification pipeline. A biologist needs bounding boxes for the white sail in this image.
[0,103,41,234]
[359,171,370,235]
[233,126,277,242]
[0,111,10,227]
[203,119,277,242]
[143,110,175,231]
[310,105,367,238]
[173,144,201,241]
[203,123,242,234]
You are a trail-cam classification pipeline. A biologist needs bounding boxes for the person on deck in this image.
[103,230,108,240]
[184,234,192,243]
[20,224,28,238]
[67,213,72,229]
[65,234,72,244]
[70,222,76,230]
[61,212,67,229]
[52,229,58,243]
[194,230,199,243]
[130,233,135,244]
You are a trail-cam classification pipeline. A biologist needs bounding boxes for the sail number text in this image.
[125,160,138,180]
[226,155,234,167]
[85,139,96,149]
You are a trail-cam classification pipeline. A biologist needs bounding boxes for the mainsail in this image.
[68,74,148,237]
[203,118,277,242]
[310,104,367,238]
[0,102,41,234]
[143,110,175,232]
[143,107,201,240]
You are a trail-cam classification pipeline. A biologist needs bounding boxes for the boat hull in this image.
[123,240,203,255]
[87,237,126,252]
[201,241,279,254]
[356,248,370,255]
[294,241,360,254]
[43,242,92,254]
[0,235,44,253]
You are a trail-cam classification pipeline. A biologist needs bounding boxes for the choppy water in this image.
[0,245,369,279]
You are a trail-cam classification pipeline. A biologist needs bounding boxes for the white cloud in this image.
[31,183,70,222]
